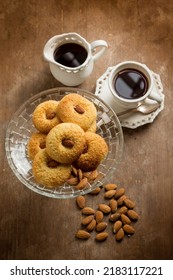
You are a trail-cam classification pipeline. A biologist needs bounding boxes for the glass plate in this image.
[5,87,124,199]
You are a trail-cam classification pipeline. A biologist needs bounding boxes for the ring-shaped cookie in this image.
[57,93,97,131]
[46,123,86,164]
[32,149,71,187]
[27,132,47,160]
[32,100,61,134]
[75,132,108,171]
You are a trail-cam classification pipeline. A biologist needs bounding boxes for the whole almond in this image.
[115,228,124,241]
[114,188,125,199]
[72,166,78,176]
[124,198,136,209]
[104,190,116,199]
[117,195,127,206]
[75,177,88,190]
[118,206,128,214]
[109,199,118,213]
[62,139,74,147]
[113,220,122,233]
[78,169,83,181]
[82,207,95,215]
[90,187,101,195]
[95,232,108,242]
[81,215,94,225]
[96,222,108,232]
[123,224,135,234]
[95,210,104,223]
[75,230,90,240]
[86,219,96,232]
[76,195,86,209]
[121,214,131,225]
[98,204,111,214]
[104,184,117,191]
[67,177,79,185]
[127,210,139,220]
[109,212,121,222]
[89,169,99,180]
[74,105,85,114]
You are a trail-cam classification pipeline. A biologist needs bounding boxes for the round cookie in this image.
[27,132,47,160]
[57,93,97,131]
[75,132,108,171]
[46,123,86,164]
[32,149,71,187]
[32,100,61,134]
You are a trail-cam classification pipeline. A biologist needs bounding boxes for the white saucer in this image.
[95,66,165,129]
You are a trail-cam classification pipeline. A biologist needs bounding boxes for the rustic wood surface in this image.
[0,0,173,260]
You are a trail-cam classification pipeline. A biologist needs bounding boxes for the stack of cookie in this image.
[27,93,108,188]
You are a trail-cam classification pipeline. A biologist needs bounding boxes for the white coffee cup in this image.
[108,61,161,110]
[43,32,108,86]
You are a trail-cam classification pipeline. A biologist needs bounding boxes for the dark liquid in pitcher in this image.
[114,69,148,99]
[54,43,88,68]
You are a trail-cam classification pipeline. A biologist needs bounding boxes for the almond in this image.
[76,196,86,209]
[95,232,108,242]
[71,166,78,176]
[114,188,125,199]
[75,177,88,190]
[109,199,117,213]
[67,177,79,185]
[81,215,94,225]
[75,230,90,240]
[115,228,124,241]
[124,198,136,209]
[113,220,122,233]
[86,219,96,232]
[117,195,127,206]
[123,224,135,234]
[98,204,111,214]
[78,169,83,181]
[81,207,95,215]
[46,112,56,119]
[127,210,139,220]
[109,212,121,222]
[118,206,128,214]
[104,189,116,199]
[104,183,117,191]
[62,139,74,147]
[95,210,104,223]
[89,169,99,180]
[121,214,131,225]
[96,222,107,232]
[89,187,101,195]
[74,105,85,114]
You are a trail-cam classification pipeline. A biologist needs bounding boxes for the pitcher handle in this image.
[90,40,108,62]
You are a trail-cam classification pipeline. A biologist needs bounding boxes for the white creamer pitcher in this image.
[43,32,108,86]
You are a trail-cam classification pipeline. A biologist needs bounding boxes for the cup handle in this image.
[148,89,162,103]
[90,40,108,61]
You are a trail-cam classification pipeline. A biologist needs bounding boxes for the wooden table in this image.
[1,0,173,260]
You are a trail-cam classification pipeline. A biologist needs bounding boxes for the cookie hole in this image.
[39,141,46,149]
[46,111,56,120]
[47,159,60,168]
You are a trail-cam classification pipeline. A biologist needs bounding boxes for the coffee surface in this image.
[114,69,148,99]
[54,43,88,68]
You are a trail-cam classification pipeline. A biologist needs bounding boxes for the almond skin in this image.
[124,198,136,209]
[95,210,104,223]
[75,230,90,240]
[118,206,128,214]
[75,177,88,190]
[95,232,108,242]
[74,105,85,114]
[67,177,79,185]
[113,220,122,233]
[81,207,95,215]
[62,139,74,147]
[114,188,125,199]
[121,214,131,225]
[98,204,111,214]
[104,190,116,199]
[109,212,121,222]
[115,228,124,241]
[76,195,86,209]
[123,224,135,234]
[104,184,118,191]
[96,222,108,232]
[117,195,127,206]
[127,210,139,220]
[81,215,94,225]
[89,187,101,195]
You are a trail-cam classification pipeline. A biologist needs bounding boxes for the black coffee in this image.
[114,68,148,99]
[54,43,88,68]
